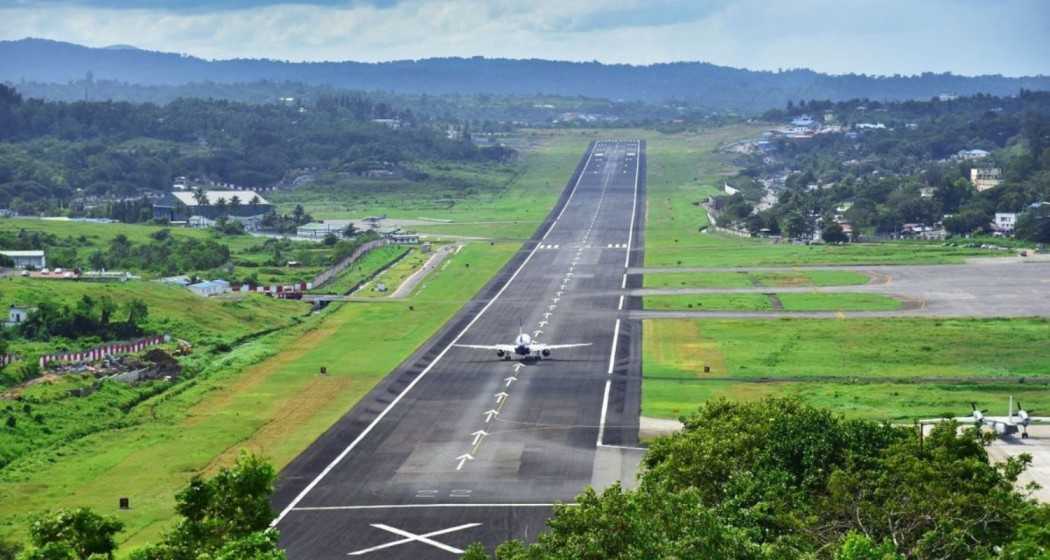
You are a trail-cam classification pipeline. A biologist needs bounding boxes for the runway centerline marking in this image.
[271,141,600,527]
[348,523,482,556]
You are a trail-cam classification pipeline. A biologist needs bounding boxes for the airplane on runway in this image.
[920,397,1050,438]
[454,329,590,361]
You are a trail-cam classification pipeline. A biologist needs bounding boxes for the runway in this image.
[273,140,646,558]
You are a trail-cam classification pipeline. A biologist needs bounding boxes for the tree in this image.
[834,532,902,560]
[193,188,209,207]
[88,250,106,272]
[1015,206,1050,243]
[342,223,358,238]
[19,508,123,560]
[944,208,992,235]
[822,222,849,243]
[130,452,282,560]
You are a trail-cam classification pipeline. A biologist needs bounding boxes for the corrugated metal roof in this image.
[171,191,270,207]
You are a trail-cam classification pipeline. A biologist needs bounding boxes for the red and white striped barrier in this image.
[231,282,312,296]
[39,334,171,369]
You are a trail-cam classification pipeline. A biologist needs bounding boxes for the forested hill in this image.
[4,38,1050,112]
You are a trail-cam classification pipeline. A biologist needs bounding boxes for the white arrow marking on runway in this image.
[551,297,559,303]
[544,312,552,319]
[504,376,517,387]
[513,362,524,372]
[495,392,509,404]
[556,291,563,297]
[548,304,557,311]
[538,320,548,327]
[348,523,482,556]
[533,329,543,337]
[483,409,499,422]
[455,454,474,471]
[471,430,489,446]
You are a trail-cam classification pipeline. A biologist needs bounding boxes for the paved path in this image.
[389,244,459,299]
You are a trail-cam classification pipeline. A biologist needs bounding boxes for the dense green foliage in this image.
[14,295,147,342]
[17,508,123,559]
[0,83,509,214]
[731,92,1050,241]
[472,399,1050,559]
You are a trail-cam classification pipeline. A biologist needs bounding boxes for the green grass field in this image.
[642,270,871,289]
[642,292,902,312]
[272,132,592,241]
[642,318,1050,420]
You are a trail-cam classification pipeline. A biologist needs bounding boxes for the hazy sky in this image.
[1,0,1048,76]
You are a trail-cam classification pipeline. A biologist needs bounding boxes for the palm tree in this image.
[193,188,209,206]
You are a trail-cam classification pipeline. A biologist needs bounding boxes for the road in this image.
[273,140,646,558]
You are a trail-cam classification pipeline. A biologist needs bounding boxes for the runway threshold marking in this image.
[271,141,599,527]
[348,523,482,556]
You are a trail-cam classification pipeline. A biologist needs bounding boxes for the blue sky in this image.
[1,0,1047,76]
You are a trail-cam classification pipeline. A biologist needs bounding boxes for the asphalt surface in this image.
[273,140,646,558]
[630,261,1050,318]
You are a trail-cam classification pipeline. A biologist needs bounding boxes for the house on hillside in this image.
[5,305,35,327]
[970,168,1002,192]
[153,191,274,230]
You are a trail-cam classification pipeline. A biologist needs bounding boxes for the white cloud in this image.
[0,0,1046,75]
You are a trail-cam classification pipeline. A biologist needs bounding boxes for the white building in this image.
[5,305,35,327]
[993,213,1017,233]
[0,250,46,269]
[971,168,1002,191]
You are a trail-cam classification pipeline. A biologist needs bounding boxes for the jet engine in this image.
[541,349,551,357]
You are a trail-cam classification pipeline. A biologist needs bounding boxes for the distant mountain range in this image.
[3,38,1049,112]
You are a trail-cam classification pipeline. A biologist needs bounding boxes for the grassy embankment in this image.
[308,244,410,295]
[638,125,1043,421]
[0,132,586,552]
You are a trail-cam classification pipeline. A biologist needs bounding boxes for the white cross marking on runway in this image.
[348,523,482,556]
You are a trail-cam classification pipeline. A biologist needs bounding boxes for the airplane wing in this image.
[1028,417,1050,424]
[532,343,592,351]
[454,344,516,352]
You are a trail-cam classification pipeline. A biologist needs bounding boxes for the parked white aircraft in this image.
[455,330,590,361]
[921,397,1050,439]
